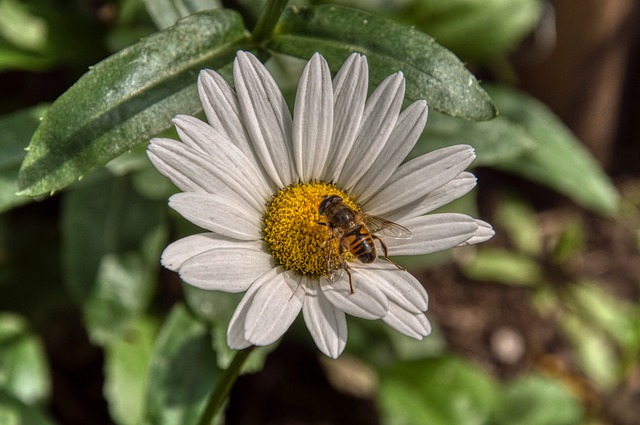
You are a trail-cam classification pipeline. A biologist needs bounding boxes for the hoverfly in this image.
[317,195,412,294]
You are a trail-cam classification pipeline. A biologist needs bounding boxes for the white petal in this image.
[293,53,333,181]
[234,51,295,187]
[353,100,428,201]
[303,280,348,359]
[147,138,227,194]
[169,192,263,240]
[385,214,479,256]
[147,139,266,213]
[459,219,495,245]
[320,275,389,320]
[161,233,262,271]
[173,115,272,201]
[383,172,477,222]
[354,264,428,314]
[324,53,368,182]
[227,268,277,349]
[383,304,432,339]
[171,114,219,155]
[179,246,273,292]
[338,72,406,191]
[365,145,476,216]
[244,271,305,346]
[197,69,256,160]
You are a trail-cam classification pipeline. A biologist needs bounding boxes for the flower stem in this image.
[197,346,255,425]
[251,0,289,45]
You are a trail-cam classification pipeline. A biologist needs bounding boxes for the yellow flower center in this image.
[263,181,359,277]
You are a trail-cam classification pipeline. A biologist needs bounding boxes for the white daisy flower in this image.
[147,51,494,359]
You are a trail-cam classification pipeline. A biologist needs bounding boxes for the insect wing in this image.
[326,244,345,282]
[327,262,345,282]
[362,214,412,239]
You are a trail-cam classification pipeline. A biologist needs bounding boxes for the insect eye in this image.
[318,195,343,214]
[318,198,331,214]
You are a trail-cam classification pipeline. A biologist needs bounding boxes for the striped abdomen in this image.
[344,225,377,263]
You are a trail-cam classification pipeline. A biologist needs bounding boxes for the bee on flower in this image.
[317,194,412,294]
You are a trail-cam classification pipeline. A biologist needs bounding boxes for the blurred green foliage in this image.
[463,193,640,391]
[1,0,635,424]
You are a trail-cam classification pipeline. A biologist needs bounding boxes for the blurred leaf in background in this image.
[0,313,50,405]
[490,374,584,425]
[104,316,158,425]
[61,172,167,345]
[143,0,222,29]
[144,304,223,425]
[379,355,498,425]
[488,85,619,215]
[406,0,543,63]
[0,390,59,425]
[0,0,106,71]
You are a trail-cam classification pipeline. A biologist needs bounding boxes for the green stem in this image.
[251,0,289,45]
[197,346,255,425]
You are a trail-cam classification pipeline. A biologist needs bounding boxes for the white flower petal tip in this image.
[303,282,347,359]
[293,52,333,181]
[233,51,295,188]
[383,305,432,340]
[460,219,495,246]
[149,51,494,358]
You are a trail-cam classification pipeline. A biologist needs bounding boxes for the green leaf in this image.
[61,173,167,344]
[461,248,542,286]
[0,42,52,71]
[0,314,50,405]
[0,0,48,51]
[0,105,48,212]
[568,282,638,354]
[18,9,250,197]
[144,304,221,425]
[491,374,583,425]
[0,0,105,72]
[104,316,158,425]
[379,355,497,425]
[552,218,585,264]
[410,111,535,166]
[488,85,619,214]
[268,5,496,121]
[561,311,620,390]
[0,390,58,425]
[143,0,221,29]
[413,0,543,62]
[0,0,57,71]
[494,194,542,256]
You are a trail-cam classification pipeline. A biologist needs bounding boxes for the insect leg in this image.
[372,235,406,271]
[345,265,354,294]
[337,244,354,294]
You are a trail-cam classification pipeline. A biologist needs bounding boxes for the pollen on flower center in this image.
[263,182,359,277]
